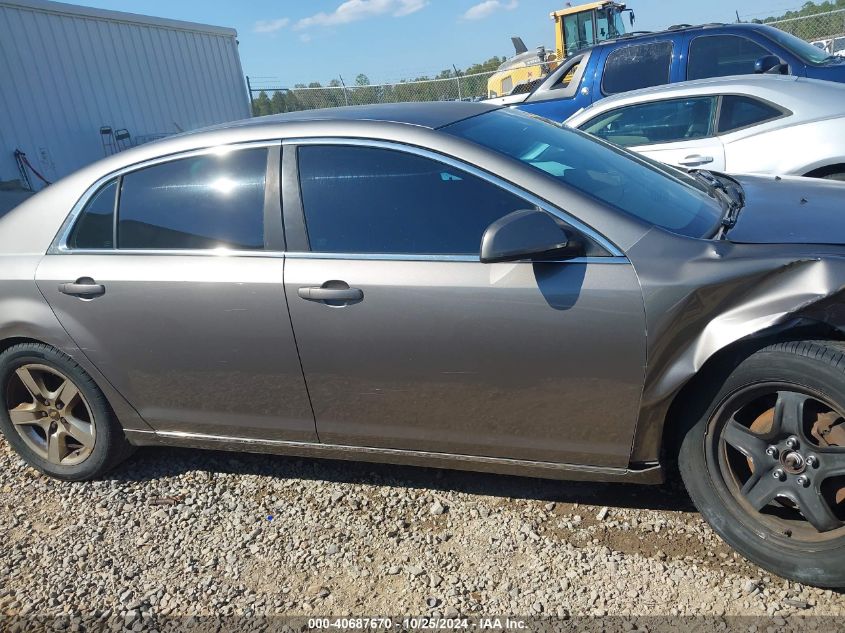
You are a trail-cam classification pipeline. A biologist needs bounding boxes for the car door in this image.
[282,140,646,468]
[578,95,726,170]
[35,143,316,442]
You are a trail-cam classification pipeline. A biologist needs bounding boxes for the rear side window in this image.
[67,179,117,249]
[602,41,673,95]
[581,96,717,146]
[297,145,529,255]
[688,35,772,80]
[117,148,267,250]
[718,95,785,133]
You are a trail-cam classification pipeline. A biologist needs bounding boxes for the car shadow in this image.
[107,445,696,513]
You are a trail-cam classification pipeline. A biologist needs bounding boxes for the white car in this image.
[565,74,845,180]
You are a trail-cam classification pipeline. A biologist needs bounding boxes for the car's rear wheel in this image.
[679,340,845,587]
[0,342,133,480]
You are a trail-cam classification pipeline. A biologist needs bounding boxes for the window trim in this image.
[686,34,777,81]
[49,140,282,255]
[580,95,719,147]
[282,137,623,259]
[600,40,674,97]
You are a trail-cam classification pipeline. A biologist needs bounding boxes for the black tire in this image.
[679,340,845,587]
[0,342,133,481]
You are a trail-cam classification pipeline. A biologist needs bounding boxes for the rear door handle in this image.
[678,154,714,167]
[298,286,363,302]
[59,278,105,298]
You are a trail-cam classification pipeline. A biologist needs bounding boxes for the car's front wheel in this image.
[679,340,845,587]
[0,342,133,480]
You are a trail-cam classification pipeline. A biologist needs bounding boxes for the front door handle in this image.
[678,154,714,167]
[58,277,105,298]
[298,285,363,302]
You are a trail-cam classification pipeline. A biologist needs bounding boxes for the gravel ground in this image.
[2,439,845,631]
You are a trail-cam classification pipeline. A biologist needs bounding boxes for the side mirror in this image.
[480,209,583,264]
[754,55,787,74]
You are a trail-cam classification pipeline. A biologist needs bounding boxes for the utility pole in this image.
[452,64,462,101]
[338,75,350,106]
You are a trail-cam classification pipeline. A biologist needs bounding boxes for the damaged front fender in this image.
[627,228,845,463]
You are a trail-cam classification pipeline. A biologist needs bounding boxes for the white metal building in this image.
[0,0,250,189]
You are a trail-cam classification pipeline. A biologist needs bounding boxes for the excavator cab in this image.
[486,1,634,98]
[553,2,634,58]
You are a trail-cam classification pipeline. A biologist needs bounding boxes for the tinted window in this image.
[688,35,771,80]
[602,41,673,95]
[118,148,267,250]
[446,109,722,239]
[718,95,784,133]
[582,96,717,146]
[68,179,117,249]
[298,146,529,255]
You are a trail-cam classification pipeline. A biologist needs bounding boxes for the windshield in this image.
[596,7,625,40]
[444,109,722,238]
[763,27,835,64]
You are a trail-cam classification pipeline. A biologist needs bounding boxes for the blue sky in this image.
[82,0,808,86]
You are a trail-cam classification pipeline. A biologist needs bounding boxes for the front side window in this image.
[602,41,673,95]
[117,148,267,250]
[68,179,117,249]
[718,95,785,133]
[297,145,530,255]
[445,108,722,239]
[688,35,771,80]
[581,96,717,146]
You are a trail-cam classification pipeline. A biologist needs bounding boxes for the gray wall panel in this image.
[0,0,250,188]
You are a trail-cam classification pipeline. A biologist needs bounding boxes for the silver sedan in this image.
[3,102,845,586]
[565,74,845,179]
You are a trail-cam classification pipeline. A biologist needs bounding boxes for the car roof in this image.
[211,101,500,132]
[565,75,845,124]
[573,21,776,53]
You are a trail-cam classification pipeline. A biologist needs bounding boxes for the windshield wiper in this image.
[690,170,746,238]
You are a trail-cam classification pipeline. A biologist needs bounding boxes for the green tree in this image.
[251,90,272,117]
[355,73,371,86]
[270,91,286,114]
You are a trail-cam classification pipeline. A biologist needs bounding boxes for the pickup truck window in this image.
[602,41,673,95]
[688,35,771,80]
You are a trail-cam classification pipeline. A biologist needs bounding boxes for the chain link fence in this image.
[249,9,845,115]
[248,70,503,116]
[765,8,845,53]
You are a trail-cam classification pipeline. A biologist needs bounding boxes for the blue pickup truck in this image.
[507,23,845,123]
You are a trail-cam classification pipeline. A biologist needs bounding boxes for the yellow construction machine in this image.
[487,1,634,98]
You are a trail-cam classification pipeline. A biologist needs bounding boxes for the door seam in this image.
[281,254,321,442]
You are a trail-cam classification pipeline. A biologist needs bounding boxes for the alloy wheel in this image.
[5,363,96,466]
[708,384,845,541]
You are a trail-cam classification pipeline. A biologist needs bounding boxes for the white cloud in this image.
[299,33,312,43]
[254,18,290,33]
[295,0,428,29]
[462,0,518,21]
